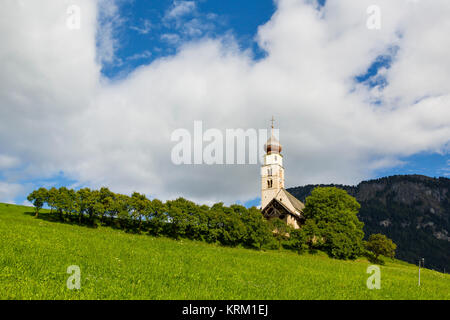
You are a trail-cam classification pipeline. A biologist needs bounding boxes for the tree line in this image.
[27,187,275,249]
[27,186,396,261]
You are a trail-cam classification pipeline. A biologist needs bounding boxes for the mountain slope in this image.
[287,175,450,272]
[1,202,449,299]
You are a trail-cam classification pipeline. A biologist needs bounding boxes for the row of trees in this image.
[27,187,274,249]
[27,186,396,260]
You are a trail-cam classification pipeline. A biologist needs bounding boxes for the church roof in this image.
[262,197,300,221]
[283,189,305,213]
[262,188,305,219]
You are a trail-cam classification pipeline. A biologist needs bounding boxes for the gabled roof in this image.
[262,188,305,219]
[262,197,300,220]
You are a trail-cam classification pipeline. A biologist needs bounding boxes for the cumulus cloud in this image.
[0,0,449,205]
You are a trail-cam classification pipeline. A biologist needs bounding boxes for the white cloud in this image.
[130,19,152,34]
[97,0,124,64]
[162,1,215,44]
[161,33,181,45]
[0,0,449,205]
[0,182,24,204]
[165,1,196,20]
[126,50,152,61]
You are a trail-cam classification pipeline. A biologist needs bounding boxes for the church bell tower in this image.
[261,117,285,209]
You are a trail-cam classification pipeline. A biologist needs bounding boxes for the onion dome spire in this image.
[264,116,282,154]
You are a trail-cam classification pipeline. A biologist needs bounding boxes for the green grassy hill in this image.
[1,203,449,300]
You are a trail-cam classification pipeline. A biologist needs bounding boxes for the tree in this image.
[205,204,224,244]
[194,205,210,241]
[268,218,291,249]
[47,187,59,214]
[207,203,246,246]
[365,233,397,263]
[286,229,308,254]
[56,187,75,221]
[221,204,246,246]
[85,190,101,225]
[98,187,114,224]
[241,207,272,249]
[75,188,91,224]
[300,219,323,252]
[115,194,131,230]
[130,192,149,233]
[27,187,48,217]
[303,187,365,259]
[63,188,76,220]
[147,199,167,236]
[166,198,191,239]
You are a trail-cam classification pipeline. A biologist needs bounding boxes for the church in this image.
[260,119,305,229]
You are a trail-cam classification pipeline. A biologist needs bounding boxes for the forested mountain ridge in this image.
[287,175,450,272]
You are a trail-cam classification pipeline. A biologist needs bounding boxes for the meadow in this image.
[0,203,449,300]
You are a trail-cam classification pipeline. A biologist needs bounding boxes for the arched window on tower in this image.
[267,180,273,188]
[268,168,272,176]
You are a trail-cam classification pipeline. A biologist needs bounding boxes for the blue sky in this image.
[1,0,449,207]
[101,0,276,79]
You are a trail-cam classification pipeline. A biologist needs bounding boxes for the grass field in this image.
[0,203,449,300]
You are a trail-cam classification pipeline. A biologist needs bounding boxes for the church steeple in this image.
[261,118,285,209]
[260,118,305,229]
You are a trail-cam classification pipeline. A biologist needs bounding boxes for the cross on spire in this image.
[271,116,275,129]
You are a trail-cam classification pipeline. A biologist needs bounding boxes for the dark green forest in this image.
[288,175,450,272]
